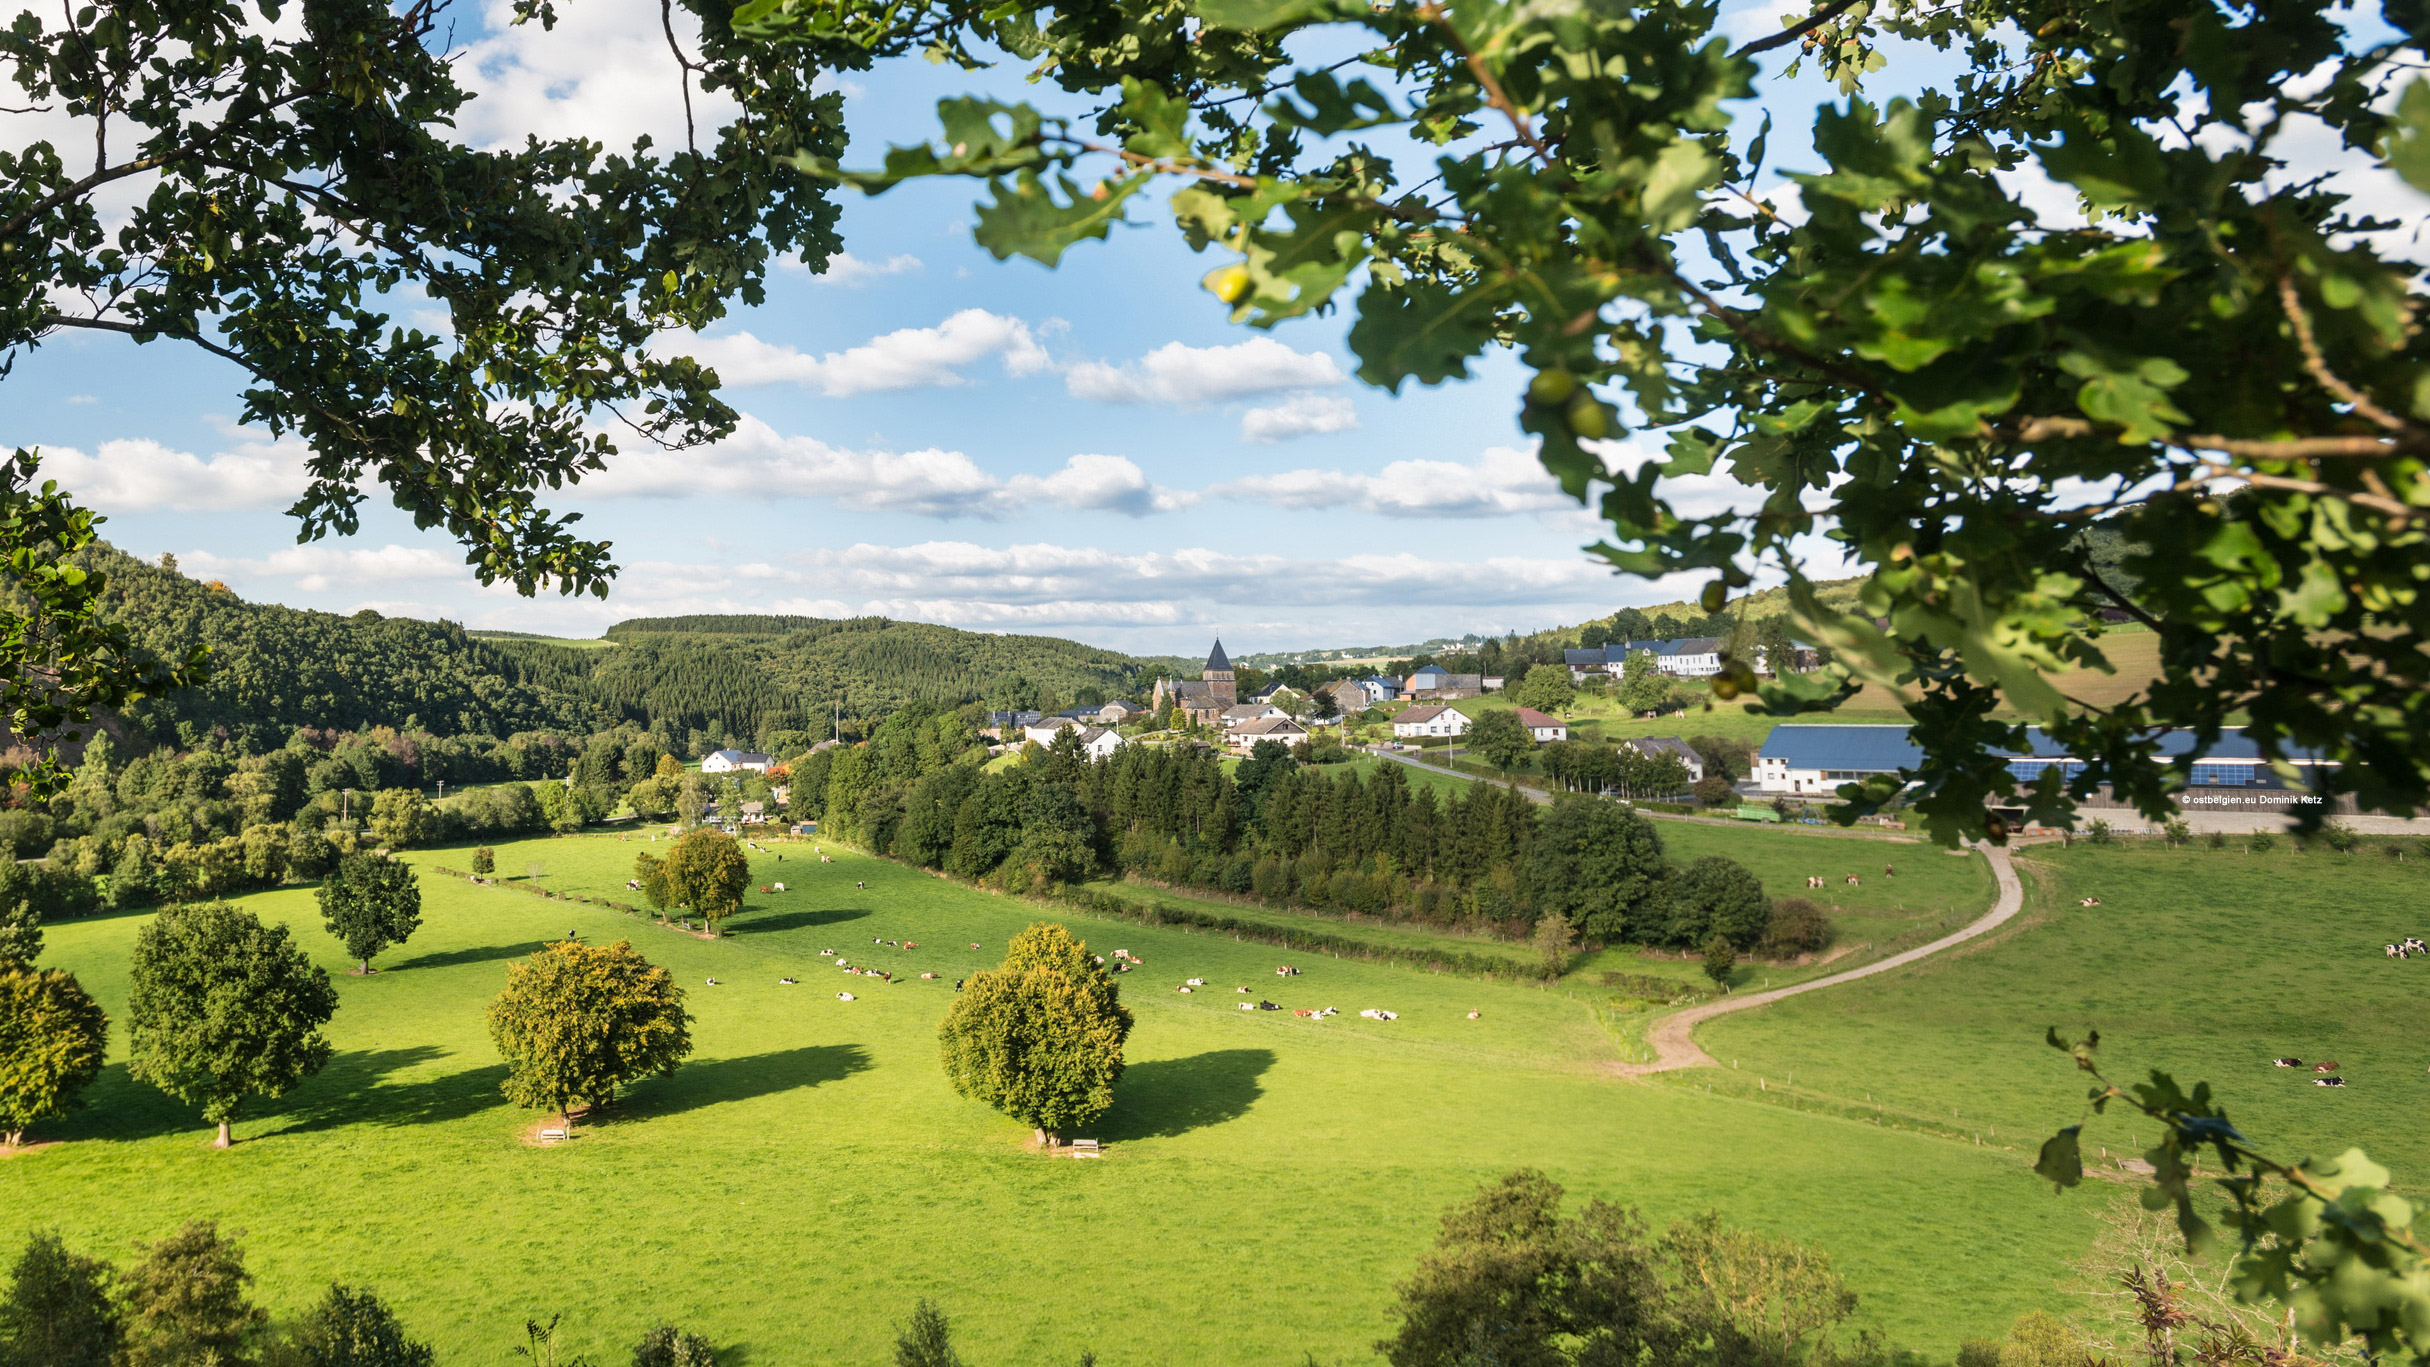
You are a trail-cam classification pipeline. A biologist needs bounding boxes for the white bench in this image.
[539,1127,568,1141]
[1069,1138,1100,1151]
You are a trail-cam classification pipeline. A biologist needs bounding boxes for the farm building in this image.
[1755,724,2329,797]
[701,749,773,774]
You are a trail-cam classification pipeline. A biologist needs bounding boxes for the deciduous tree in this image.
[937,922,1132,1143]
[771,0,2430,843]
[117,1221,266,1367]
[1669,857,1771,951]
[662,829,750,932]
[316,853,424,974]
[1520,797,1667,945]
[0,1231,120,1367]
[126,903,337,1147]
[285,1284,436,1367]
[1512,665,1575,716]
[1465,710,1534,773]
[366,790,433,851]
[487,940,692,1131]
[0,967,108,1147]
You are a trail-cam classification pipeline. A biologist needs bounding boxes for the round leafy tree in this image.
[1520,797,1668,945]
[0,967,108,1147]
[1464,709,1534,772]
[1666,857,1771,951]
[938,921,1133,1144]
[663,829,750,933]
[316,852,423,974]
[470,847,495,877]
[487,940,692,1131]
[126,903,337,1147]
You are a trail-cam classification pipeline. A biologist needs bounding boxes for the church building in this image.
[1151,640,1238,727]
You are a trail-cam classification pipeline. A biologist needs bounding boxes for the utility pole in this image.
[342,788,351,824]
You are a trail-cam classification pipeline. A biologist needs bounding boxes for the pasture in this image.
[10,830,2110,1364]
[1694,839,2430,1185]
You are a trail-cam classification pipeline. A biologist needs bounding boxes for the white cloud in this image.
[669,310,1048,395]
[1240,392,1360,443]
[31,435,311,513]
[575,415,1185,519]
[180,544,471,594]
[1211,444,1579,518]
[787,251,924,285]
[451,0,720,153]
[1065,338,1347,406]
[64,395,96,405]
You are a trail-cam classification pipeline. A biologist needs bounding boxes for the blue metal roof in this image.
[1758,725,1924,771]
[1761,724,2301,772]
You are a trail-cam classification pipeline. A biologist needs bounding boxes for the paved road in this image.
[1613,841,2026,1075]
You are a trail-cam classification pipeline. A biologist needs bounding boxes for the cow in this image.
[2272,1057,2304,1068]
[704,977,720,986]
[1236,986,1251,994]
[920,972,938,980]
[2315,1077,2346,1087]
[780,977,797,985]
[837,992,856,1001]
[1467,1011,1481,1020]
[773,882,787,892]
[1845,875,1861,886]
[1238,1002,1255,1011]
[1177,986,1194,994]
[2314,1061,2342,1073]
[1186,978,1206,986]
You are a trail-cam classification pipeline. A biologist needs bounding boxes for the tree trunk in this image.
[4,1128,20,1148]
[360,958,371,974]
[214,1120,232,1148]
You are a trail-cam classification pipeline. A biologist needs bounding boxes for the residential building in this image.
[1567,637,1813,681]
[1626,736,1704,782]
[1220,703,1288,729]
[1097,700,1142,724]
[1318,679,1369,716]
[1392,704,1471,739]
[700,749,773,774]
[1023,718,1081,746]
[1228,717,1308,753]
[1151,640,1239,726]
[1357,676,1402,704]
[1075,726,1126,760]
[1513,707,1567,742]
[985,710,1047,738]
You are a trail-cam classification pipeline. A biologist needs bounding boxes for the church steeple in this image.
[1202,638,1236,706]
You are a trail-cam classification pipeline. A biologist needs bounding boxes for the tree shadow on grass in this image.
[1095,1048,1276,1141]
[388,940,550,972]
[41,1063,205,1145]
[728,907,871,936]
[611,1044,874,1122]
[274,1048,516,1136]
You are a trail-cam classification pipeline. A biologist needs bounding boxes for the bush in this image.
[2248,832,2277,852]
[1664,856,1769,950]
[1758,898,1831,958]
[1957,1340,2003,1367]
[2207,831,2227,850]
[2086,819,2113,844]
[2322,822,2361,853]
[1691,775,1737,807]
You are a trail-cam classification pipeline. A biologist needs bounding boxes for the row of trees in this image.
[817,718,1819,954]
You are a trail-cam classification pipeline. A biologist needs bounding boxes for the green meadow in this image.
[5,827,2114,1364]
[1694,839,2430,1185]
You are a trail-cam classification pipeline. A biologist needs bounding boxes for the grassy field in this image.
[11,830,2112,1365]
[1693,838,2430,1186]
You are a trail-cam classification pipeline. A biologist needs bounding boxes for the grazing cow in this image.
[837,992,856,1001]
[2314,1061,2342,1073]
[954,979,965,990]
[780,977,797,985]
[1236,986,1251,994]
[1845,875,1861,886]
[2390,945,2404,959]
[773,882,786,892]
[969,942,980,950]
[855,880,864,889]
[1884,864,1895,877]
[705,977,720,986]
[626,879,642,890]
[921,972,938,980]
[2316,1077,2346,1087]
[2272,1057,2304,1068]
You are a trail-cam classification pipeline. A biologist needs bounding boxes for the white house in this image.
[1075,726,1126,760]
[1228,717,1308,753]
[1097,700,1142,724]
[700,749,773,774]
[1626,736,1704,782]
[1513,707,1567,742]
[1220,703,1288,728]
[1392,704,1471,739]
[1023,718,1081,746]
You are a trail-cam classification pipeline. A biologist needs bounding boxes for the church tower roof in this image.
[1205,639,1232,672]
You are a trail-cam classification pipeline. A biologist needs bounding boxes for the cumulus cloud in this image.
[670,310,1049,395]
[575,415,1185,519]
[32,435,312,513]
[1211,445,1580,518]
[179,544,470,594]
[1240,392,1360,443]
[451,0,721,152]
[1065,338,1347,406]
[788,251,924,285]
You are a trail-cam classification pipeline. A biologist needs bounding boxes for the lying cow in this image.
[2315,1077,2346,1087]
[2272,1057,2303,1068]
[2314,1061,2342,1073]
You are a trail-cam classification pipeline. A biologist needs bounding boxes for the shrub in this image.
[2207,831,2227,850]
[2322,822,2361,853]
[286,1282,435,1367]
[1701,934,1736,991]
[0,1230,121,1367]
[471,847,495,876]
[117,1221,266,1367]
[2086,819,2113,844]
[1691,775,1736,807]
[631,1322,717,1367]
[2162,818,2190,845]
[1759,898,1832,958]
[1956,1340,2002,1367]
[2248,832,2277,853]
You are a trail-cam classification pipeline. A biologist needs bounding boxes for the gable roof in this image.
[709,748,772,764]
[1205,639,1232,671]
[1396,704,1452,724]
[1758,725,1923,771]
[1513,708,1564,728]
[1563,648,1608,666]
[1232,717,1307,736]
[1409,664,1451,679]
[1629,736,1697,761]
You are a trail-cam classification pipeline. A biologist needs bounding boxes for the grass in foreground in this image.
[13,832,2106,1363]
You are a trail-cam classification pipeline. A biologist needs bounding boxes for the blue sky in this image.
[10,0,2413,656]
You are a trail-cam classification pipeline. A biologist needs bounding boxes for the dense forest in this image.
[25,547,1189,760]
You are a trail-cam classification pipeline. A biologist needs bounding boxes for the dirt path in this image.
[1613,842,2026,1076]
